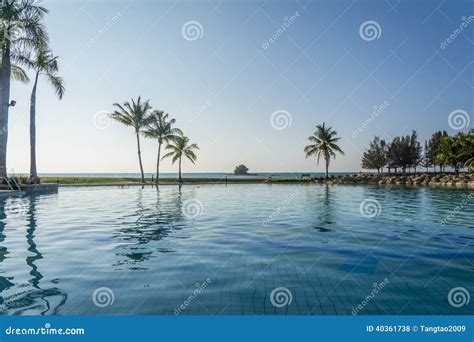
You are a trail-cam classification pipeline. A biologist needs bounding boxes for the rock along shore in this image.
[313,173,474,189]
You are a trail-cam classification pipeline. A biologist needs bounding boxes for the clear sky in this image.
[6,0,473,174]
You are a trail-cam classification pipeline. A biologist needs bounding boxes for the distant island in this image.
[233,165,256,176]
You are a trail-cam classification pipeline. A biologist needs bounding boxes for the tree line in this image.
[361,130,474,173]
[109,96,199,183]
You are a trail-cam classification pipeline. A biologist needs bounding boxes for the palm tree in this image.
[143,110,182,183]
[436,135,462,173]
[455,130,474,172]
[109,97,152,183]
[161,135,199,183]
[304,122,344,178]
[0,0,48,177]
[21,47,64,179]
[464,156,474,172]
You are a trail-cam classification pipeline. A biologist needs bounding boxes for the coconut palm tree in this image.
[21,47,64,179]
[436,135,463,173]
[161,135,199,183]
[455,130,474,171]
[109,97,152,183]
[0,0,48,177]
[143,110,182,183]
[304,122,344,178]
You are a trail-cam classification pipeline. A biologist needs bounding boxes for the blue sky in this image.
[7,0,473,173]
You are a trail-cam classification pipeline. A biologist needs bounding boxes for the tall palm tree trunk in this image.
[325,155,329,179]
[0,44,12,178]
[30,72,39,178]
[135,130,145,183]
[178,156,182,183]
[156,141,162,183]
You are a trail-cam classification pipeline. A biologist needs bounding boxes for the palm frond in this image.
[10,64,29,82]
[46,73,64,99]
[109,97,152,130]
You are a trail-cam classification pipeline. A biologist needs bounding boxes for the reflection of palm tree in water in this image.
[26,197,42,288]
[114,186,186,267]
[24,196,67,315]
[311,184,335,232]
[0,196,67,315]
[0,198,14,293]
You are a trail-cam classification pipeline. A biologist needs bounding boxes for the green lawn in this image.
[41,176,311,186]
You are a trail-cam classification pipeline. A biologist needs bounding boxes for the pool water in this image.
[0,184,472,315]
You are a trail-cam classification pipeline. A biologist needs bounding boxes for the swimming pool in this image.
[0,184,472,315]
